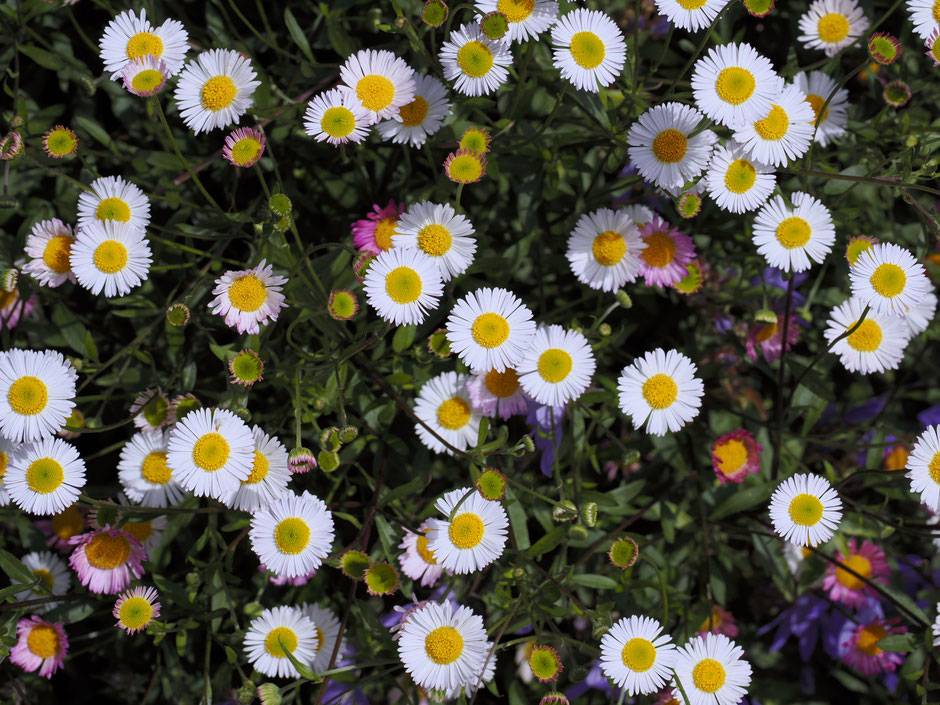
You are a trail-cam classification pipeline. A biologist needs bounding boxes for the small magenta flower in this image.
[223,127,266,168]
[121,55,169,97]
[745,313,799,362]
[0,131,23,160]
[288,446,317,474]
[926,28,940,67]
[328,289,359,321]
[845,234,879,266]
[744,0,775,17]
[229,349,264,387]
[867,32,902,65]
[711,428,762,484]
[42,125,78,159]
[460,126,492,154]
[10,616,68,678]
[113,585,161,634]
[841,615,906,675]
[696,605,739,638]
[528,644,563,683]
[883,80,912,107]
[421,0,448,27]
[822,539,890,608]
[351,200,405,255]
[444,148,487,184]
[68,526,146,594]
[608,535,638,568]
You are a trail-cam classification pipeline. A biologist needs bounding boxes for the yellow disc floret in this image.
[724,159,757,194]
[228,274,268,312]
[192,432,231,472]
[43,236,73,274]
[95,197,131,223]
[592,230,627,266]
[85,533,132,570]
[642,373,678,409]
[8,376,48,415]
[384,266,422,304]
[457,41,494,78]
[26,457,64,494]
[775,217,812,249]
[817,13,850,43]
[846,319,883,352]
[715,67,756,105]
[126,32,164,60]
[537,349,573,383]
[424,625,464,664]
[27,624,60,659]
[569,31,606,69]
[274,517,311,554]
[265,626,298,657]
[94,240,129,274]
[437,397,471,430]
[449,512,485,549]
[788,493,824,526]
[497,0,535,22]
[417,224,452,257]
[356,75,396,112]
[692,658,727,693]
[141,451,172,485]
[621,638,657,672]
[754,105,790,141]
[869,263,906,298]
[399,96,429,127]
[472,312,510,348]
[201,75,238,112]
[652,129,689,163]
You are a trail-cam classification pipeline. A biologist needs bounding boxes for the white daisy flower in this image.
[363,247,444,326]
[824,297,909,374]
[792,70,849,147]
[397,601,490,693]
[550,8,627,93]
[244,606,319,679]
[414,372,481,455]
[849,242,933,317]
[0,349,77,444]
[733,84,816,167]
[907,0,940,40]
[466,368,529,419]
[0,437,16,506]
[398,524,447,588]
[166,407,254,500]
[475,0,559,43]
[933,603,940,647]
[220,426,290,512]
[617,348,704,436]
[599,615,677,696]
[769,473,842,547]
[339,49,416,124]
[120,55,170,97]
[117,429,184,507]
[445,287,537,372]
[672,633,752,705]
[376,74,453,147]
[14,551,71,611]
[906,426,940,511]
[704,142,775,214]
[173,49,261,134]
[76,175,150,232]
[751,191,835,272]
[303,87,372,146]
[300,603,347,673]
[70,220,152,298]
[98,8,189,80]
[798,0,870,57]
[566,208,646,292]
[209,259,288,335]
[901,291,937,338]
[392,200,476,281]
[517,324,596,407]
[623,204,656,229]
[439,23,512,97]
[22,219,76,288]
[6,438,86,515]
[249,490,335,578]
[627,103,717,191]
[654,0,726,31]
[691,43,782,128]
[425,487,508,574]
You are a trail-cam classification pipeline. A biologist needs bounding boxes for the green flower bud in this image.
[579,502,598,527]
[318,450,340,473]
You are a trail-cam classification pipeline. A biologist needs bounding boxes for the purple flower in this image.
[917,405,940,428]
[844,396,889,425]
[565,661,617,700]
[526,400,565,477]
[752,267,808,307]
[757,593,828,661]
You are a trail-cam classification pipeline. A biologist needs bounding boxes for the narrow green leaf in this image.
[278,637,321,681]
[19,45,64,71]
[0,549,38,587]
[525,525,566,559]
[284,9,316,64]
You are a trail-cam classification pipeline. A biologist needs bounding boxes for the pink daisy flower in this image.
[351,199,405,255]
[113,585,161,634]
[842,616,905,675]
[68,526,146,594]
[208,259,288,335]
[466,367,529,419]
[926,28,940,67]
[745,313,799,362]
[10,615,68,678]
[35,504,87,552]
[0,287,36,330]
[637,215,696,287]
[711,428,762,484]
[822,539,890,608]
[696,605,739,638]
[398,523,446,588]
[222,127,266,168]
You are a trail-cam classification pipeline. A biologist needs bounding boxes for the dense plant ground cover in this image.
[1,0,940,704]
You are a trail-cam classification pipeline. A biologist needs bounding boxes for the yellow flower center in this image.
[85,533,131,570]
[869,263,906,298]
[621,637,657,672]
[192,432,231,472]
[94,240,129,274]
[228,274,268,312]
[788,493,824,526]
[449,512,485,549]
[425,625,464,664]
[399,95,429,127]
[416,534,438,564]
[692,658,727,693]
[640,232,677,268]
[846,239,874,266]
[754,105,790,140]
[33,568,54,592]
[855,623,888,656]
[356,74,396,112]
[715,67,756,105]
[123,520,153,544]
[384,266,422,304]
[714,438,748,475]
[538,348,573,383]
[126,31,164,60]
[95,197,131,223]
[652,128,688,163]
[817,13,850,43]
[243,450,269,485]
[8,376,48,415]
[27,624,59,659]
[26,457,64,494]
[437,397,471,430]
[447,154,484,183]
[201,75,238,112]
[0,451,6,481]
[928,451,940,484]
[264,626,298,657]
[119,596,154,630]
[883,445,909,472]
[457,41,494,78]
[776,217,812,249]
[931,36,940,62]
[846,319,883,352]
[484,368,520,397]
[934,0,940,22]
[417,224,452,257]
[805,94,830,123]
[836,553,872,591]
[274,517,310,554]
[42,236,73,274]
[497,0,534,22]
[313,627,324,651]
[45,129,77,157]
[676,0,707,7]
[373,217,397,252]
[230,137,263,166]
[698,606,726,632]
[472,312,510,348]
[755,322,778,343]
[642,373,678,409]
[569,31,606,69]
[141,451,172,485]
[52,505,84,539]
[592,230,627,266]
[131,69,164,94]
[724,159,757,194]
[321,106,357,138]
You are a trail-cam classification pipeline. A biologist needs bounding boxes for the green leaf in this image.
[19,45,64,71]
[507,497,530,550]
[877,582,929,627]
[525,526,565,559]
[709,483,775,520]
[0,549,38,587]
[74,115,118,154]
[391,324,416,353]
[278,637,321,681]
[567,573,618,590]
[877,633,914,652]
[51,304,90,358]
[284,8,316,64]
